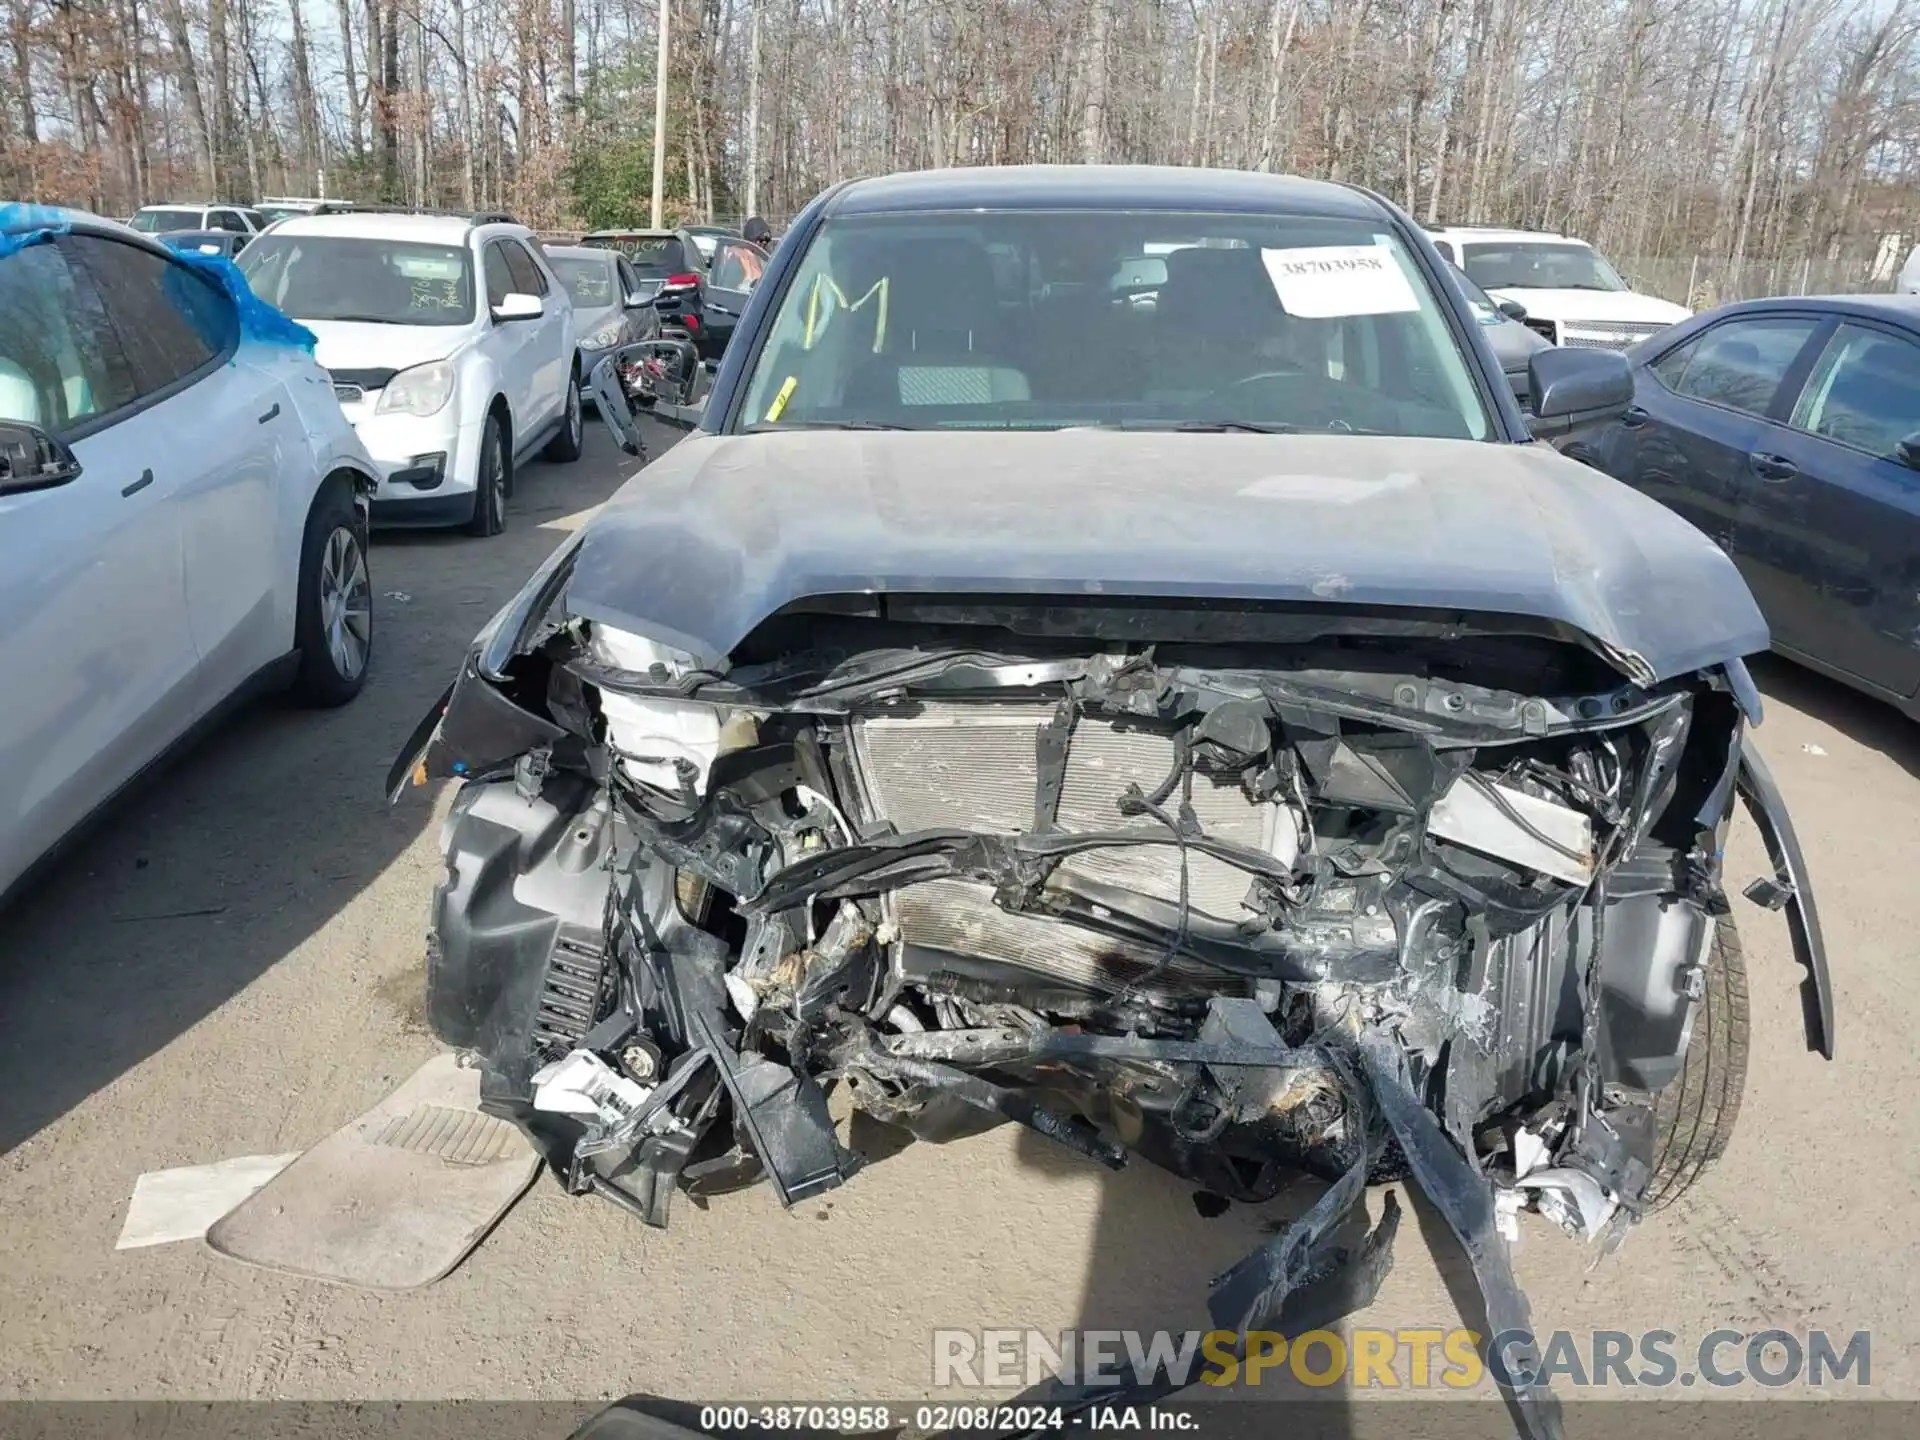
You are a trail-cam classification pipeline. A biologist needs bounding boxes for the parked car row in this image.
[575,224,769,363]
[117,201,779,539]
[237,209,586,536]
[0,192,787,913]
[0,183,1851,1440]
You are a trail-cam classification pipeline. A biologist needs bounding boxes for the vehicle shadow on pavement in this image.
[1006,1126,1535,1426]
[0,427,648,1159]
[1747,654,1920,780]
[1010,1126,1368,1425]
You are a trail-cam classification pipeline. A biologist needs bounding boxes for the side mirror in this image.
[1897,434,1920,470]
[1497,298,1529,322]
[623,290,648,310]
[1526,347,1634,437]
[491,292,542,322]
[0,420,83,495]
[588,339,704,456]
[632,337,699,403]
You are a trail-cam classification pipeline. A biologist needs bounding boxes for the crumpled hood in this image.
[1487,287,1691,326]
[564,430,1768,682]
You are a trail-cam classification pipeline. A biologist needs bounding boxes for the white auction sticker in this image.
[1261,244,1420,318]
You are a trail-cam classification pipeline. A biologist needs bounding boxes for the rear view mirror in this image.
[1497,298,1529,322]
[0,420,83,495]
[1526,347,1634,438]
[492,292,542,322]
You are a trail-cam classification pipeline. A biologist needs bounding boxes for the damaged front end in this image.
[391,556,1830,1434]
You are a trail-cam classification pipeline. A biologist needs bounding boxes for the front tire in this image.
[1645,914,1750,1208]
[289,484,372,707]
[466,415,508,537]
[544,370,584,462]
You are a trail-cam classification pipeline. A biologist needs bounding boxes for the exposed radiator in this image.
[846,700,1293,921]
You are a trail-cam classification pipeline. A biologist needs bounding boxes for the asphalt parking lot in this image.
[1,419,1916,1404]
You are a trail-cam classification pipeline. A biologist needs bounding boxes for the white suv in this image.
[2,206,379,905]
[1426,226,1689,350]
[129,203,265,236]
[239,211,583,535]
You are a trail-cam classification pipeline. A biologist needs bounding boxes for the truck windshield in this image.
[1461,242,1627,293]
[735,210,1492,439]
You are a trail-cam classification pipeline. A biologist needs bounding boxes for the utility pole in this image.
[745,6,761,218]
[650,0,670,228]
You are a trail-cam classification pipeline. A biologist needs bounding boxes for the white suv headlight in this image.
[583,321,624,350]
[376,359,456,417]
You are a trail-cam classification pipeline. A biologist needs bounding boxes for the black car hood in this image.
[564,430,1768,682]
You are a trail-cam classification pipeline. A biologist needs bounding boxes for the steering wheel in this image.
[1210,367,1370,430]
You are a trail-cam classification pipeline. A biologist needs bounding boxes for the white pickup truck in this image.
[1427,225,1690,350]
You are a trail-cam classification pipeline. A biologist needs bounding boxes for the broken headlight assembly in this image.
[392,591,1832,1440]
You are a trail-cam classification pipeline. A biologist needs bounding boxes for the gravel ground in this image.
[1,422,1914,1405]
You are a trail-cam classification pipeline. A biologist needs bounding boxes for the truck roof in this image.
[824,165,1387,221]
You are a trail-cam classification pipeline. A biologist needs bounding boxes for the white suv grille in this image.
[1559,320,1671,350]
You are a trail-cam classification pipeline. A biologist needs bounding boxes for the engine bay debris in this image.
[391,580,1832,1439]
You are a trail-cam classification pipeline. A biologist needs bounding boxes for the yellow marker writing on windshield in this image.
[803,273,888,351]
[764,375,799,422]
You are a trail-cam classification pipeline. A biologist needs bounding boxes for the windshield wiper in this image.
[1166,419,1299,434]
[745,419,914,432]
[318,313,406,324]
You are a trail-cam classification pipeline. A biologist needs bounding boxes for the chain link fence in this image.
[1617,255,1891,310]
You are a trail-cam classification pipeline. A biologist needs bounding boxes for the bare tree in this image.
[7,0,1919,298]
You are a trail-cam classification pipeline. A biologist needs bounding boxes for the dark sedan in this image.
[1584,295,1920,715]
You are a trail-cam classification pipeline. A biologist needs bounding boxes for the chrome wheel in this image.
[489,438,507,506]
[319,525,371,681]
[568,377,582,446]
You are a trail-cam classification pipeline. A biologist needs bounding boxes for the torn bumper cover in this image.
[391,529,1829,1438]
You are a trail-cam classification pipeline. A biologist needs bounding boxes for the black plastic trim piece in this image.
[1735,742,1835,1059]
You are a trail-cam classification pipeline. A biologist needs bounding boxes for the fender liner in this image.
[1735,742,1834,1059]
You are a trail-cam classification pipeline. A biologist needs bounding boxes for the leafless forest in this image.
[6,0,1920,301]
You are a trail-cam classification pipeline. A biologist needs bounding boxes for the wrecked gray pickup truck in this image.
[388,168,1831,1436]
